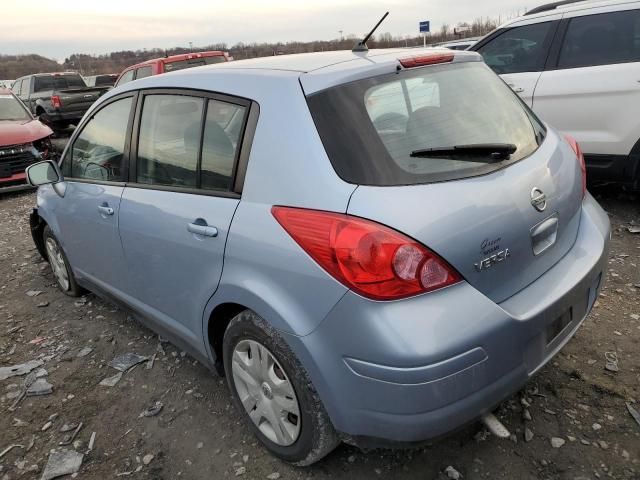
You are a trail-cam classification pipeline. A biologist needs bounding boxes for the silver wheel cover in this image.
[232,339,301,446]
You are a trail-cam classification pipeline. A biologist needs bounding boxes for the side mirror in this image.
[26,160,62,186]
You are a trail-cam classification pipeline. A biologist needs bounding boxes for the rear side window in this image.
[307,62,545,186]
[137,95,204,187]
[136,94,245,191]
[558,10,640,69]
[69,97,133,181]
[117,70,135,86]
[477,22,553,74]
[34,76,54,92]
[136,66,153,79]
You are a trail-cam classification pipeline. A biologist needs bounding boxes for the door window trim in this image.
[127,87,258,198]
[59,91,138,185]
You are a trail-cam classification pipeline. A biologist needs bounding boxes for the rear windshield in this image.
[96,75,117,86]
[34,75,86,92]
[307,61,545,185]
[164,56,226,72]
[0,94,31,121]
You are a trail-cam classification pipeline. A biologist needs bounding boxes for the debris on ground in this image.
[0,359,43,381]
[142,453,154,465]
[551,437,566,448]
[41,449,84,480]
[27,378,53,396]
[524,428,534,442]
[99,372,123,387]
[76,346,93,358]
[60,423,78,433]
[140,401,164,418]
[108,353,148,372]
[87,432,96,452]
[626,225,640,233]
[0,444,24,459]
[604,351,619,372]
[626,402,640,428]
[59,422,83,446]
[444,465,462,479]
[26,290,43,297]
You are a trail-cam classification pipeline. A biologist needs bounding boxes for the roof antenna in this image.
[352,12,389,52]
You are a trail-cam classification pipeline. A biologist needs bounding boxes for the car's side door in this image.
[54,92,137,294]
[118,89,255,349]
[474,18,560,106]
[533,6,640,165]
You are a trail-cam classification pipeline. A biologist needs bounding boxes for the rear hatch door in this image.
[306,57,584,303]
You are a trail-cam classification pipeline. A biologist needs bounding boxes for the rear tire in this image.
[43,226,83,297]
[223,310,340,466]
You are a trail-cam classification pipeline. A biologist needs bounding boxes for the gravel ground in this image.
[0,183,638,480]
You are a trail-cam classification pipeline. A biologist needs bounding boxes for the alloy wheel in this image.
[45,237,70,291]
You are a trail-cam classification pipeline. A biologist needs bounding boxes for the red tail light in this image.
[272,207,462,301]
[51,95,62,109]
[564,134,586,197]
[399,52,455,68]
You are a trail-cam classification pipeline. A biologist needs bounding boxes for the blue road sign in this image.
[419,20,430,33]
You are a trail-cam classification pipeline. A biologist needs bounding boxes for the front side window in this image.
[137,95,204,187]
[558,10,640,69]
[69,97,133,181]
[477,22,553,74]
[136,66,153,79]
[116,70,135,87]
[307,62,545,186]
[11,79,23,96]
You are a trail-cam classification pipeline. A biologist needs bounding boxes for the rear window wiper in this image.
[410,143,517,162]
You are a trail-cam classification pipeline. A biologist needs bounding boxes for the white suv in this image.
[471,0,640,187]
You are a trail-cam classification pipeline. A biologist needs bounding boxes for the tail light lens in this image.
[564,134,586,197]
[272,207,462,301]
[51,95,62,109]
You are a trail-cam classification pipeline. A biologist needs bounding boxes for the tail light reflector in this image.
[272,207,462,301]
[564,134,586,197]
[399,52,455,68]
[51,95,62,109]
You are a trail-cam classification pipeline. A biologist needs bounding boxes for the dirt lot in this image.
[0,183,638,480]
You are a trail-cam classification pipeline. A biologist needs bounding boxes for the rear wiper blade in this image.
[410,143,517,162]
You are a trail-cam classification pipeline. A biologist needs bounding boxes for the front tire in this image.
[223,310,339,466]
[43,226,82,297]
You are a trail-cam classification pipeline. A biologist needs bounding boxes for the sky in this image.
[2,0,530,61]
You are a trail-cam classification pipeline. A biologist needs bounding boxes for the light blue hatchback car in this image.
[26,48,610,465]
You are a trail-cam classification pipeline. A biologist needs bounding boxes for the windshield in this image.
[307,61,545,185]
[0,94,31,121]
[34,75,86,92]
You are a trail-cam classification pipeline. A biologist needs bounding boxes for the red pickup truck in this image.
[114,51,231,87]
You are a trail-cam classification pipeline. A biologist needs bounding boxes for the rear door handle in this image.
[98,205,114,216]
[187,221,218,238]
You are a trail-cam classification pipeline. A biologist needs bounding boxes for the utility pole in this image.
[189,42,193,53]
[339,30,343,41]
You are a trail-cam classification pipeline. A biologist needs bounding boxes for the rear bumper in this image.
[285,193,610,444]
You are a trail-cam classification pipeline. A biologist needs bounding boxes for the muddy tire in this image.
[223,310,340,466]
[43,226,83,297]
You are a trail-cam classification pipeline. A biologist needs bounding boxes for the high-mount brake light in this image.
[272,207,462,301]
[399,52,455,68]
[564,134,586,197]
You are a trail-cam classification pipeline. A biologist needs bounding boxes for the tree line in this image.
[0,17,501,79]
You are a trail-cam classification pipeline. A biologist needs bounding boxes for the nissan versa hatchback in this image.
[26,48,610,466]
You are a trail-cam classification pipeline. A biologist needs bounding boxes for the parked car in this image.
[0,80,15,89]
[470,0,640,188]
[432,37,481,50]
[0,88,54,192]
[26,48,610,465]
[114,51,231,88]
[11,72,110,131]
[84,74,119,88]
